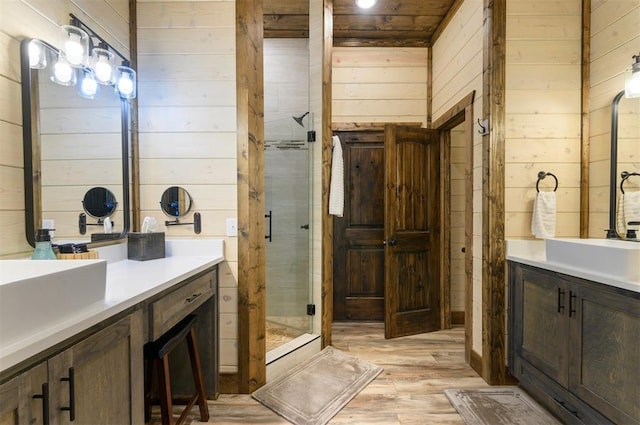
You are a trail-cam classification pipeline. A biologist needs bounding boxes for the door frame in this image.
[432,91,476,365]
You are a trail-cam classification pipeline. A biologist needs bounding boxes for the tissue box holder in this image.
[128,232,165,261]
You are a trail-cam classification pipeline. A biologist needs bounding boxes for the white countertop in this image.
[0,239,224,374]
[506,239,640,293]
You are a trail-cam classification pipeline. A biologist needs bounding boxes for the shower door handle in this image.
[265,211,272,242]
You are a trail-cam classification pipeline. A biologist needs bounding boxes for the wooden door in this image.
[384,125,440,338]
[333,131,385,321]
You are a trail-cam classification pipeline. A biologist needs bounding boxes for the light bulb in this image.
[117,74,133,95]
[64,33,84,66]
[80,74,98,97]
[28,40,46,69]
[54,60,74,84]
[95,59,112,83]
[356,0,376,8]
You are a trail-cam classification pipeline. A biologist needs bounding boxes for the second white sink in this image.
[545,238,640,282]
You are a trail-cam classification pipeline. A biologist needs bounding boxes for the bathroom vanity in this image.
[507,239,639,425]
[0,239,223,424]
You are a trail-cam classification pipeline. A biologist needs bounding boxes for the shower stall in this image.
[264,113,313,353]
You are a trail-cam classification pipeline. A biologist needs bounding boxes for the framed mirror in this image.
[160,186,193,218]
[21,38,131,246]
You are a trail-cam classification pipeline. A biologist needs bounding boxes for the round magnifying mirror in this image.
[82,187,117,218]
[160,186,193,217]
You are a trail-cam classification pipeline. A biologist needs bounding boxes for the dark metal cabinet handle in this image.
[554,398,580,418]
[569,291,577,317]
[32,382,50,425]
[388,239,398,246]
[60,367,75,421]
[557,288,565,313]
[186,293,202,303]
[265,211,272,242]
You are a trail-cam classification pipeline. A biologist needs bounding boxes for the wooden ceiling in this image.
[263,0,461,47]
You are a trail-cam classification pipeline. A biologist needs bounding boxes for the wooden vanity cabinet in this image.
[509,262,640,425]
[0,311,143,425]
[0,362,47,424]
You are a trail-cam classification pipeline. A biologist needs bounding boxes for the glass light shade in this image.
[78,69,100,99]
[115,66,136,99]
[356,0,377,8]
[624,58,640,98]
[91,48,115,85]
[60,24,89,67]
[28,39,47,69]
[49,56,77,86]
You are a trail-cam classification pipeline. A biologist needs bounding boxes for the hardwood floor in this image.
[150,322,489,424]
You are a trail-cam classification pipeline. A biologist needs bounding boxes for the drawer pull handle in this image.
[186,293,202,303]
[60,367,75,421]
[554,398,580,418]
[557,288,565,312]
[32,382,50,425]
[569,291,577,317]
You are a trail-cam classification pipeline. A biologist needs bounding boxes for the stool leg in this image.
[144,358,153,423]
[186,328,210,422]
[157,357,174,425]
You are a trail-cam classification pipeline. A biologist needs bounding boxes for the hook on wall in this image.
[477,118,489,135]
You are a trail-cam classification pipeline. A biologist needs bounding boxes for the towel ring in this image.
[536,171,558,192]
[620,171,640,194]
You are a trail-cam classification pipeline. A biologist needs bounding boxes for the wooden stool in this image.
[144,315,209,425]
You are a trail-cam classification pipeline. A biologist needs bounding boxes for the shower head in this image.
[292,112,309,127]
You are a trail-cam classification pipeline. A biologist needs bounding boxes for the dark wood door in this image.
[333,131,385,321]
[384,125,440,338]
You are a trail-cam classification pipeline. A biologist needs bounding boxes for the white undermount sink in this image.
[0,260,107,349]
[545,238,640,282]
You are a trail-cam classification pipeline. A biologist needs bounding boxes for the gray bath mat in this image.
[252,346,382,425]
[444,387,561,425]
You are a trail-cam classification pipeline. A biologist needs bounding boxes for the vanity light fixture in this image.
[27,13,137,100]
[356,0,377,8]
[624,53,640,98]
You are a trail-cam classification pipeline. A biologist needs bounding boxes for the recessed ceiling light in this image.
[356,0,377,9]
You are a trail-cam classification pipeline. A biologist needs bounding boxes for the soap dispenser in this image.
[32,229,57,260]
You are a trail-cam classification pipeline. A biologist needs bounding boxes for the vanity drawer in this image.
[149,271,215,340]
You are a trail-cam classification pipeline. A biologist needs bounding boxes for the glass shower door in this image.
[264,115,312,352]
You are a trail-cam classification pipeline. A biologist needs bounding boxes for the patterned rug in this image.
[252,346,382,425]
[444,387,561,425]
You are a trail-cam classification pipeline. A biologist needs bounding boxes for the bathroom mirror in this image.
[609,93,640,239]
[160,186,193,217]
[21,38,131,246]
[82,187,118,219]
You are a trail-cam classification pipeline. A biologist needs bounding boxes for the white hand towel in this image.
[329,135,344,217]
[623,191,640,233]
[617,193,626,234]
[531,191,556,239]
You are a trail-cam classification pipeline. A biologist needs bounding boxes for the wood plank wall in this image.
[136,0,239,374]
[0,0,130,257]
[431,0,483,356]
[331,47,428,124]
[588,0,640,237]
[505,0,583,240]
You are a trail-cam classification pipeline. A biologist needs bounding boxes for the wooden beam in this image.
[481,0,507,385]
[580,0,590,237]
[431,0,465,45]
[334,38,431,48]
[236,0,266,394]
[321,0,334,349]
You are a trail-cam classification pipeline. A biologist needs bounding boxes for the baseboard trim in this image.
[219,372,239,394]
[470,349,482,376]
[451,311,465,325]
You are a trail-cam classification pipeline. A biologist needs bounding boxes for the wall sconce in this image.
[624,53,640,98]
[27,13,136,100]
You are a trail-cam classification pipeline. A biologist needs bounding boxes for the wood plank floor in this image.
[149,322,489,424]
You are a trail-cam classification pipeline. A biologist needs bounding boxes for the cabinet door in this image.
[48,311,143,425]
[0,362,47,425]
[516,267,570,386]
[569,282,640,424]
